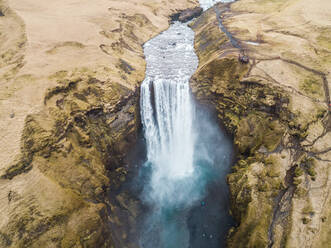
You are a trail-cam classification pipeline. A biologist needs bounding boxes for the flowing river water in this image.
[137,0,235,247]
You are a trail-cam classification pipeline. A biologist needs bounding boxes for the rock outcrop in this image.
[190,0,331,247]
[170,7,203,23]
[0,0,198,247]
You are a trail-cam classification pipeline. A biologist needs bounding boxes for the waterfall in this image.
[140,22,199,208]
[138,1,234,247]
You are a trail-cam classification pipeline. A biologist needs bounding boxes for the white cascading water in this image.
[140,22,199,208]
[140,22,205,248]
[139,1,234,247]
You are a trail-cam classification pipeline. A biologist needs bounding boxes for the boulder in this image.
[171,7,203,23]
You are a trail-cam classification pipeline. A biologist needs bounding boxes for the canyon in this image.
[0,0,330,247]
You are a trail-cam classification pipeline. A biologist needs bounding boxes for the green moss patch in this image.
[300,76,324,97]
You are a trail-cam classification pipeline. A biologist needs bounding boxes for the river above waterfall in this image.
[199,0,234,10]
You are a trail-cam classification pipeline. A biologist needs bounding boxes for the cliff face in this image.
[190,0,331,247]
[0,0,198,247]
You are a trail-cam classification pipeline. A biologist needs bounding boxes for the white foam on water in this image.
[245,41,261,46]
[199,0,234,10]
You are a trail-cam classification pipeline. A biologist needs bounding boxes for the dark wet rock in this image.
[170,7,203,23]
[238,54,249,64]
